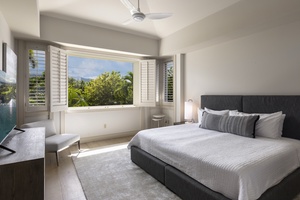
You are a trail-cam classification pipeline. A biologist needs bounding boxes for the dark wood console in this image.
[0,127,45,200]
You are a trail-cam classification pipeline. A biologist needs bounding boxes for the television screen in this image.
[0,70,16,144]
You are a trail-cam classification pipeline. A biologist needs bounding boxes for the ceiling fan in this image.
[120,0,172,25]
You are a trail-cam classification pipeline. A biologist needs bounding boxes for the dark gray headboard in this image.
[201,95,300,140]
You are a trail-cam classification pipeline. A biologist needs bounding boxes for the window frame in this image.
[66,50,140,111]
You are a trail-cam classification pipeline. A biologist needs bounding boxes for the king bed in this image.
[128,95,300,200]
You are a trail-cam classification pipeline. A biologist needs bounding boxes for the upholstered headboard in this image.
[201,95,300,140]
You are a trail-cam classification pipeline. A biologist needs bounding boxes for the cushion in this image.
[201,112,259,138]
[230,111,284,138]
[198,108,230,125]
[21,119,57,137]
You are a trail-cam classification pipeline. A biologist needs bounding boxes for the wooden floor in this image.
[45,136,132,200]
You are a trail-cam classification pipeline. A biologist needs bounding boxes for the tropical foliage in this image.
[68,71,133,107]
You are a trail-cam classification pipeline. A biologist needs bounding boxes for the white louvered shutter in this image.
[48,46,68,112]
[139,60,156,107]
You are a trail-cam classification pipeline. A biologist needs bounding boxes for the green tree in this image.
[83,71,131,106]
[68,77,88,107]
[68,71,133,107]
[124,71,133,104]
[68,86,88,107]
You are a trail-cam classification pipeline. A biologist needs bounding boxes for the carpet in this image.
[72,144,180,200]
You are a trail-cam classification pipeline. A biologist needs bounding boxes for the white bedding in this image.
[128,124,300,200]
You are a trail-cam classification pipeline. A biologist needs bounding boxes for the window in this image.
[68,54,134,107]
[163,61,174,103]
[25,44,156,112]
[26,46,47,111]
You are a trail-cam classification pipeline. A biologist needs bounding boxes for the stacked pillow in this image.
[198,107,285,139]
[229,111,285,139]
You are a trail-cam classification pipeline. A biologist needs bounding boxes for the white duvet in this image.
[128,124,300,200]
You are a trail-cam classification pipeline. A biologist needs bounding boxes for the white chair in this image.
[21,119,80,166]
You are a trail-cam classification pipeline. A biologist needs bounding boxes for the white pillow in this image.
[230,111,284,138]
[198,108,229,125]
[278,114,286,136]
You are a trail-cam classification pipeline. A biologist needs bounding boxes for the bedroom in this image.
[1,0,300,199]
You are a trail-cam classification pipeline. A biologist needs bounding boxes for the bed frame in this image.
[131,95,300,200]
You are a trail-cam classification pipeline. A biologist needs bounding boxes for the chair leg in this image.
[55,152,59,166]
[77,140,81,151]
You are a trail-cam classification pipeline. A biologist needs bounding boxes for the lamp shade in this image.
[184,100,193,121]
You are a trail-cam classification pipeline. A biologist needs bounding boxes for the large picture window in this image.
[68,55,134,107]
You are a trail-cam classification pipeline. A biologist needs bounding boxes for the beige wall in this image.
[184,21,300,121]
[40,15,159,56]
[0,12,14,71]
[159,0,300,123]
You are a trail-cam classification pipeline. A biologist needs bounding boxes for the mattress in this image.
[128,124,300,200]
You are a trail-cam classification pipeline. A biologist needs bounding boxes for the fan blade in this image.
[122,18,135,25]
[120,0,138,14]
[145,13,172,20]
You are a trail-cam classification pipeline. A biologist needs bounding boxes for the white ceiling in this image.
[0,0,40,38]
[39,0,241,39]
[0,0,242,40]
[2,0,300,42]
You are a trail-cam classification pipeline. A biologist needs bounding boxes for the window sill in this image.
[66,105,140,113]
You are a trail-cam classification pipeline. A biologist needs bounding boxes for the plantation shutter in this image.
[139,59,156,107]
[48,46,68,112]
[155,63,159,103]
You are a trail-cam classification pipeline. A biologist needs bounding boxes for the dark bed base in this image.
[131,95,300,200]
[131,146,300,200]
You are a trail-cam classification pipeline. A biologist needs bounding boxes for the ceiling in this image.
[0,0,242,39]
[2,0,300,43]
[39,0,241,39]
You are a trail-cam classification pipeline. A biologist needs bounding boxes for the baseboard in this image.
[79,130,138,143]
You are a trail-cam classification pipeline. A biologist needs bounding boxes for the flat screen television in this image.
[0,70,17,153]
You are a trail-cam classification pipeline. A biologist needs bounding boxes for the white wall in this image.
[184,20,300,121]
[64,108,142,142]
[40,15,159,57]
[0,12,14,71]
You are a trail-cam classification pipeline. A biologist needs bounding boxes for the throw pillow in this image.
[201,112,259,138]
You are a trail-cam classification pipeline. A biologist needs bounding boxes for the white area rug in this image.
[72,144,180,200]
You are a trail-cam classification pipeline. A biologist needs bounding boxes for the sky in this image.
[68,56,133,80]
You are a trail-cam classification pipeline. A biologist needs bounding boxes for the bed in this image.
[128,95,300,200]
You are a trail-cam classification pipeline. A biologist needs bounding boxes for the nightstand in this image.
[173,121,186,125]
